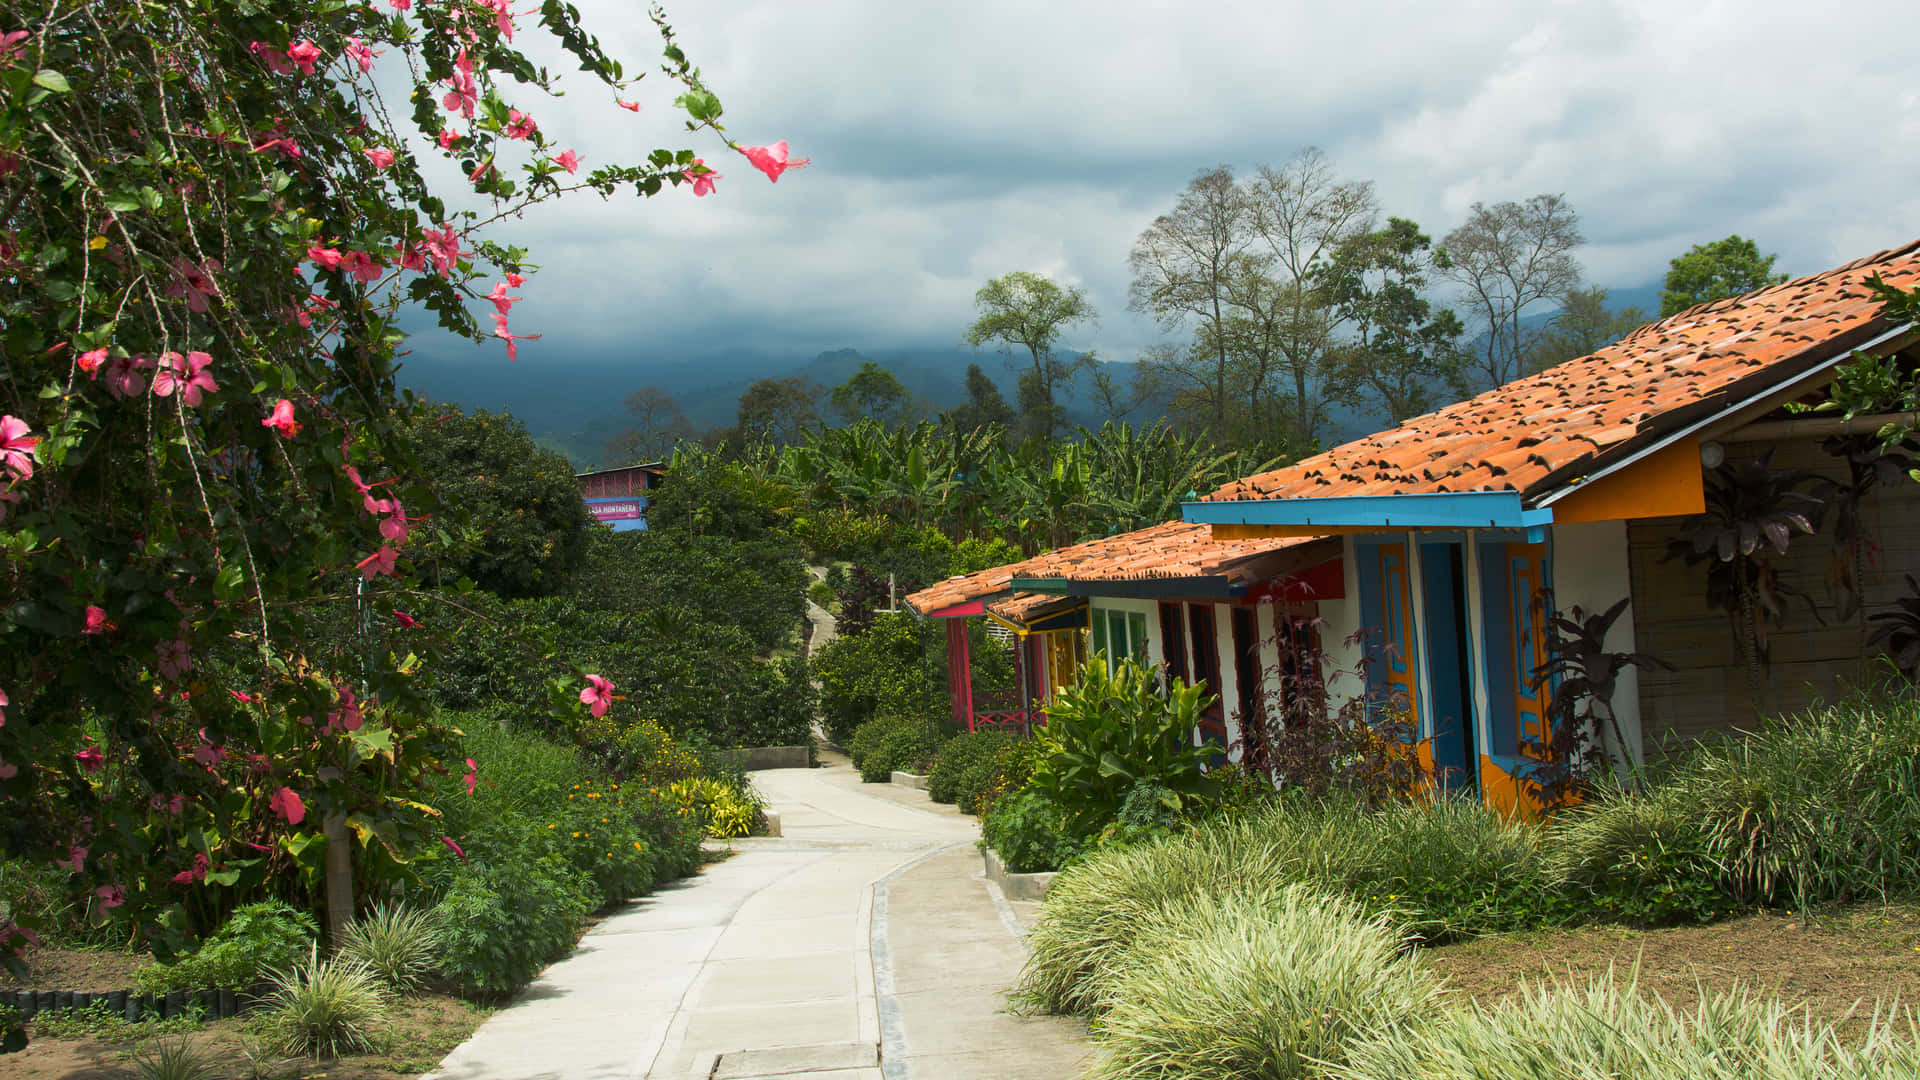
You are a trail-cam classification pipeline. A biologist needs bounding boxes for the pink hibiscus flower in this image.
[262,399,301,438]
[269,786,305,825]
[553,149,580,174]
[682,160,720,197]
[736,141,809,183]
[152,351,218,407]
[579,674,614,717]
[0,415,38,481]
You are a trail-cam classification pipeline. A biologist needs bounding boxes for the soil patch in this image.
[1,946,146,992]
[1423,902,1920,1036]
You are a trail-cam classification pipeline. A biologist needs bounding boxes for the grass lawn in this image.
[1424,901,1920,1035]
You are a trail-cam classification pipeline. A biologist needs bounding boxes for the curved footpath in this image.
[425,755,1090,1080]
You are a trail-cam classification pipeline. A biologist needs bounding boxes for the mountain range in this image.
[396,284,1664,467]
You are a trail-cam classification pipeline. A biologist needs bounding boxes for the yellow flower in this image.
[571,832,581,838]
[547,824,556,830]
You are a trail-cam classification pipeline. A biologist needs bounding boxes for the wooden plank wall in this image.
[1626,436,1920,751]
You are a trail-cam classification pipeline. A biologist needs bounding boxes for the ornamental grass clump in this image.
[1329,972,1920,1080]
[1017,811,1294,1016]
[1679,690,1920,911]
[338,902,445,990]
[1087,884,1438,1080]
[263,947,387,1061]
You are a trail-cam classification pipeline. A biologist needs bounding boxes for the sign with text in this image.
[587,499,644,522]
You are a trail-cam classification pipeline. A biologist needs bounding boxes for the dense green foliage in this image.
[406,407,593,598]
[425,722,704,997]
[847,712,946,784]
[428,528,812,749]
[1027,656,1215,831]
[814,613,946,747]
[1661,234,1789,317]
[982,787,1092,874]
[133,901,317,993]
[1021,686,1920,1034]
[925,731,1020,812]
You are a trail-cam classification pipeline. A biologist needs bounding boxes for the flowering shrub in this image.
[0,0,803,1042]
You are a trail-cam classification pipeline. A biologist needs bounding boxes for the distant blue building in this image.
[578,462,665,532]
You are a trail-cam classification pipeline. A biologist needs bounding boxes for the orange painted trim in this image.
[1550,438,1706,524]
[1211,523,1381,540]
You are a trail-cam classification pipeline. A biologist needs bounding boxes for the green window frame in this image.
[1091,608,1148,674]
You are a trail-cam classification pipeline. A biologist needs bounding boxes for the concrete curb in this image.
[982,846,1057,902]
[889,771,928,790]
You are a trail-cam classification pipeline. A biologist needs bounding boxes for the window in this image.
[1091,608,1148,673]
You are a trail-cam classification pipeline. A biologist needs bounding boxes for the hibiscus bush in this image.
[0,0,802,1047]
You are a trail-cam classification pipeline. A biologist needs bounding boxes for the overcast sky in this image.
[439,0,1920,370]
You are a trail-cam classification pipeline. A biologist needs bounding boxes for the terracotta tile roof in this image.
[1207,238,1920,504]
[987,592,1078,624]
[905,520,1322,617]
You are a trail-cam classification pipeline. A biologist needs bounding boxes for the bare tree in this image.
[604,384,691,464]
[1439,193,1585,389]
[1128,166,1251,436]
[1244,148,1378,441]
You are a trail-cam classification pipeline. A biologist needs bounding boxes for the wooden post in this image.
[323,814,353,947]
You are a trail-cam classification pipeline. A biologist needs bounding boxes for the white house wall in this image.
[1317,535,1369,708]
[1550,518,1643,766]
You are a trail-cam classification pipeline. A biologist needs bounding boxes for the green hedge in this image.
[926,731,1021,812]
[848,712,947,784]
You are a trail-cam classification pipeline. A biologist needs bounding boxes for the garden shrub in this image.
[815,613,945,747]
[134,901,317,993]
[975,738,1042,819]
[1097,780,1187,849]
[982,787,1094,874]
[1676,690,1920,910]
[926,731,1019,811]
[424,720,706,996]
[849,712,947,783]
[1088,885,1439,1080]
[1027,656,1214,831]
[1330,973,1920,1080]
[671,777,764,838]
[433,860,593,999]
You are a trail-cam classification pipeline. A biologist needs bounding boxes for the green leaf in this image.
[31,69,70,93]
[213,562,245,601]
[1097,751,1136,780]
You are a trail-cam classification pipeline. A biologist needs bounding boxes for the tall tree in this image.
[1439,193,1585,389]
[1128,166,1252,436]
[945,363,1015,432]
[1319,218,1467,426]
[736,375,821,446]
[1244,149,1378,442]
[1660,234,1789,316]
[408,407,594,598]
[829,361,916,426]
[1525,286,1649,372]
[605,384,692,464]
[963,271,1097,442]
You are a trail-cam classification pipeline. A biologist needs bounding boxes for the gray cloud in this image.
[403,0,1920,376]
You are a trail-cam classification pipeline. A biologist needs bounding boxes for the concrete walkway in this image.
[426,756,1088,1080]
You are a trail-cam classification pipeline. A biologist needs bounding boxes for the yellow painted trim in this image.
[1551,438,1706,524]
[983,611,1029,637]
